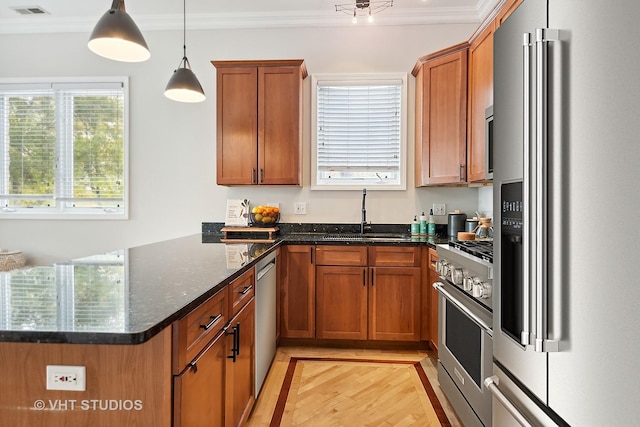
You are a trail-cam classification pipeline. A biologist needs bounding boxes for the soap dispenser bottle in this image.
[419,212,427,236]
[427,209,436,236]
[411,215,420,236]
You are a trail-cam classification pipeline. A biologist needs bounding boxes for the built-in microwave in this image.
[485,105,494,180]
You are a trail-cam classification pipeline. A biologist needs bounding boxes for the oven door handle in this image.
[433,282,493,336]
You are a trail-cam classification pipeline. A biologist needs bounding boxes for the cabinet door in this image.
[216,67,258,185]
[174,332,225,427]
[316,266,368,340]
[427,249,439,351]
[280,245,315,338]
[225,298,255,427]
[368,266,421,341]
[415,46,468,186]
[467,22,494,182]
[258,66,302,185]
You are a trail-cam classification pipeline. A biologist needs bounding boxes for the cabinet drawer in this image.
[229,268,255,317]
[368,246,420,267]
[428,248,438,272]
[315,245,367,266]
[173,289,228,372]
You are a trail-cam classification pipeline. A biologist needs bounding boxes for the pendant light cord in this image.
[182,0,187,60]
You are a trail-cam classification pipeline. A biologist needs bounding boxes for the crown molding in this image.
[0,5,493,35]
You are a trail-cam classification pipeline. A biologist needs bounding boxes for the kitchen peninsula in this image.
[0,230,444,426]
[0,234,274,426]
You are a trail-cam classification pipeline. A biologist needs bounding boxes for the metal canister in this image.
[448,211,467,237]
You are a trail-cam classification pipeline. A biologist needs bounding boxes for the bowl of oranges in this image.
[249,205,280,227]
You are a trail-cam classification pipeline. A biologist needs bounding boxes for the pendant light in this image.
[88,0,150,62]
[164,0,206,103]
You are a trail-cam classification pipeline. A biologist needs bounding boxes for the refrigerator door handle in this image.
[521,32,533,347]
[534,28,560,353]
[484,376,534,427]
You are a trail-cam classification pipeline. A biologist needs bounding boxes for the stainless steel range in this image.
[433,240,493,427]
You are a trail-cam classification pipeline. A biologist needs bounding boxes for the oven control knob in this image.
[450,268,464,286]
[463,276,474,292]
[436,260,447,275]
[472,281,492,299]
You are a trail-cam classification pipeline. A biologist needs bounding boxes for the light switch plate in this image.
[294,202,307,215]
[433,203,446,216]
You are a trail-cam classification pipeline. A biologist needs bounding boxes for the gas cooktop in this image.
[449,239,493,263]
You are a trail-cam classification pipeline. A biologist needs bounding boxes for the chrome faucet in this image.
[360,188,371,234]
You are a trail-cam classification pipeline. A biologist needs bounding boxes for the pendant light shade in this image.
[88,0,150,62]
[164,0,205,103]
[165,60,206,103]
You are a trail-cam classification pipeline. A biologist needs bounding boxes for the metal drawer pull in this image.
[433,282,492,336]
[238,285,253,295]
[200,313,222,330]
[484,376,534,427]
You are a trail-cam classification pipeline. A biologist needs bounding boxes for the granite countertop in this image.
[0,225,449,346]
[0,234,279,345]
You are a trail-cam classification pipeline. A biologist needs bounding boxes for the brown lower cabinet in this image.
[305,245,422,342]
[427,248,439,351]
[173,332,226,427]
[280,245,315,338]
[173,269,255,427]
[225,298,255,427]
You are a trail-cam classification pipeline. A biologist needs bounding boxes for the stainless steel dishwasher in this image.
[254,251,276,396]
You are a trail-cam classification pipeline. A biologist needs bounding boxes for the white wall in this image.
[0,23,482,264]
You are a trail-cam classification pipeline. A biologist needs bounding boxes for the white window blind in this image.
[0,79,127,218]
[313,75,406,189]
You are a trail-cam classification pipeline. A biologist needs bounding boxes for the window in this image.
[0,78,128,218]
[312,73,407,190]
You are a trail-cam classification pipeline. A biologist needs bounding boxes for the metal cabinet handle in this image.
[226,323,239,362]
[484,376,534,427]
[433,282,492,335]
[238,285,253,295]
[199,313,222,330]
[259,168,264,184]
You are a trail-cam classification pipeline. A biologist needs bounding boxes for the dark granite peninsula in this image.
[0,234,277,427]
[0,233,277,344]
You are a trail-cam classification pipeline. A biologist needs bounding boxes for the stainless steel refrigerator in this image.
[489,0,640,425]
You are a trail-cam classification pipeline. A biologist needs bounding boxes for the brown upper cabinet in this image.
[412,0,524,187]
[413,43,469,186]
[211,60,307,186]
[467,21,495,183]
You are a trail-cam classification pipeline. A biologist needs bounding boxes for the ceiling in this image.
[0,0,501,34]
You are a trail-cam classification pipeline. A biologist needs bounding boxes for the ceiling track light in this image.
[164,0,206,103]
[335,0,392,23]
[88,0,150,62]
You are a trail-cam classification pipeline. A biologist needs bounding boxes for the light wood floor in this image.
[247,346,462,427]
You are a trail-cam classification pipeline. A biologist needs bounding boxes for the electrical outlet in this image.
[433,203,446,216]
[294,202,307,215]
[46,365,86,391]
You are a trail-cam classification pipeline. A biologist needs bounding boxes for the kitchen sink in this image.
[322,233,412,242]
